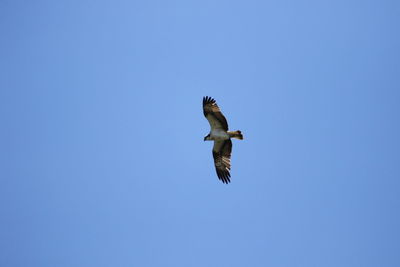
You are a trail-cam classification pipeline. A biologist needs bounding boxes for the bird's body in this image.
[209,129,230,141]
[203,96,243,184]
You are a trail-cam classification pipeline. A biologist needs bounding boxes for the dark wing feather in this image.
[203,96,228,131]
[212,139,232,184]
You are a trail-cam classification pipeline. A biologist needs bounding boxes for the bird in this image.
[203,96,243,183]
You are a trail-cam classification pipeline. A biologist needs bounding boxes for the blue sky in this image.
[1,1,400,266]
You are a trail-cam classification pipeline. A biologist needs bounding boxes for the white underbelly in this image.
[210,129,229,140]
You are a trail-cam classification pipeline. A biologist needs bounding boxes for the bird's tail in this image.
[228,130,243,140]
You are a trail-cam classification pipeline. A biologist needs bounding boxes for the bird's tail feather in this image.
[228,130,243,140]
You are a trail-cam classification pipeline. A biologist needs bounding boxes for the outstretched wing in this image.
[212,139,232,184]
[203,96,228,131]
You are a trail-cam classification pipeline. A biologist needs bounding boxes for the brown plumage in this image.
[203,96,243,184]
[212,139,232,183]
[203,96,228,131]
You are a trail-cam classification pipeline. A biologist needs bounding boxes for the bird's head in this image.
[204,134,211,141]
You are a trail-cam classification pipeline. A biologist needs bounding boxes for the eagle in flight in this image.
[203,96,243,183]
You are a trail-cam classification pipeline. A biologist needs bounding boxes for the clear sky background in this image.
[1,1,400,266]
